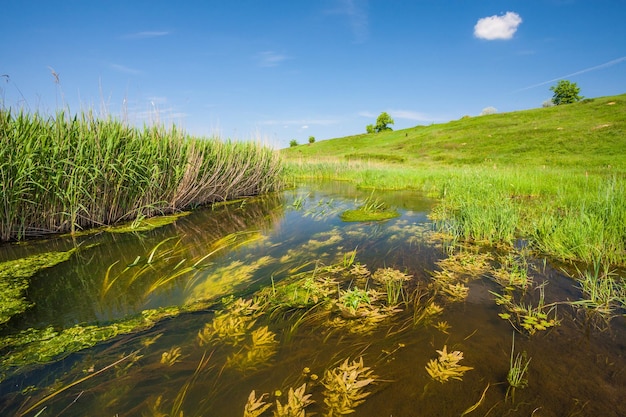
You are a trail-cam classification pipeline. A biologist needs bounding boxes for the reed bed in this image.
[0,109,284,241]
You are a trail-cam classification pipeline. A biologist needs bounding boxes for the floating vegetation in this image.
[372,267,412,305]
[340,194,400,222]
[432,320,451,334]
[493,284,559,335]
[425,345,473,383]
[491,253,532,291]
[435,250,492,278]
[506,333,531,403]
[430,269,470,302]
[0,248,77,324]
[321,357,377,416]
[105,211,190,234]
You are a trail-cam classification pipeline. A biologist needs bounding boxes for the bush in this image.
[289,139,299,147]
[308,136,315,144]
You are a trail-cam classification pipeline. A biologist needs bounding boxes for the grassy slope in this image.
[282,94,626,172]
[280,94,626,266]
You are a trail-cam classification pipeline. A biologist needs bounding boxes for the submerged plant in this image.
[425,345,473,383]
[506,333,531,403]
[274,383,314,417]
[197,298,263,347]
[160,347,183,367]
[372,267,412,305]
[226,326,278,371]
[321,357,377,416]
[491,253,532,291]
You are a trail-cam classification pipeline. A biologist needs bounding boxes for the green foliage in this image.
[366,112,394,133]
[550,80,583,105]
[0,109,284,241]
[308,136,315,144]
[290,139,299,147]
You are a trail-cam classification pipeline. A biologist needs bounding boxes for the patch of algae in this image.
[0,305,186,381]
[105,212,191,234]
[0,248,79,325]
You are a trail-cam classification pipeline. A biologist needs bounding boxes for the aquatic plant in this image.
[339,193,400,222]
[197,298,263,347]
[226,326,278,371]
[372,267,412,305]
[321,357,377,416]
[570,259,624,325]
[493,284,559,335]
[491,253,532,291]
[430,269,469,302]
[0,248,77,324]
[160,347,183,366]
[425,345,473,383]
[435,250,492,278]
[274,383,314,417]
[243,391,272,417]
[506,333,531,403]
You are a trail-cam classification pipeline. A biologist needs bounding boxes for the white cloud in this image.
[256,51,289,67]
[122,31,170,40]
[474,12,522,40]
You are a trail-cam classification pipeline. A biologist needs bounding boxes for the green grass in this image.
[281,94,626,266]
[0,109,284,241]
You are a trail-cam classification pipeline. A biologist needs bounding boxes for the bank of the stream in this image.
[0,109,284,241]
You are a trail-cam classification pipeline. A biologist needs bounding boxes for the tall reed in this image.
[0,109,284,241]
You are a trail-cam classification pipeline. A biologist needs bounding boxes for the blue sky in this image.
[2,1,625,148]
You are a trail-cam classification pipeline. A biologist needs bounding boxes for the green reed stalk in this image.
[0,109,284,241]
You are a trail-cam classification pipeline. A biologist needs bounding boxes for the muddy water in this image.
[1,182,625,417]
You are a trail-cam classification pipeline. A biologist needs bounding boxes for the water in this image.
[1,182,625,416]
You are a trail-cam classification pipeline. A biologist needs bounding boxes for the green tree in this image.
[367,112,395,133]
[289,139,298,147]
[308,136,315,144]
[550,80,583,105]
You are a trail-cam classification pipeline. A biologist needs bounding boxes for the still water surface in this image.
[1,182,625,416]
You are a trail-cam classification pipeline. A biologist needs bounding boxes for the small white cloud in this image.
[301,125,309,129]
[257,51,288,67]
[474,12,522,40]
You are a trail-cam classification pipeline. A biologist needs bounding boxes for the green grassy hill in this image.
[282,94,626,171]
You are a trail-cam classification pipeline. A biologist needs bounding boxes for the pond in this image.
[1,182,625,417]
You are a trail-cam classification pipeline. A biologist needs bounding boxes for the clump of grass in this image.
[506,333,531,403]
[372,267,412,305]
[340,192,400,222]
[0,109,284,241]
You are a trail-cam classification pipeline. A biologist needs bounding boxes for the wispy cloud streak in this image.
[516,55,626,91]
[122,31,170,40]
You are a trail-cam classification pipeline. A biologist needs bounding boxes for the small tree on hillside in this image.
[308,136,315,144]
[366,112,394,133]
[550,80,583,105]
[289,139,298,147]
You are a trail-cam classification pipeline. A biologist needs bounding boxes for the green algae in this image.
[340,207,400,222]
[0,249,78,325]
[105,211,191,234]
